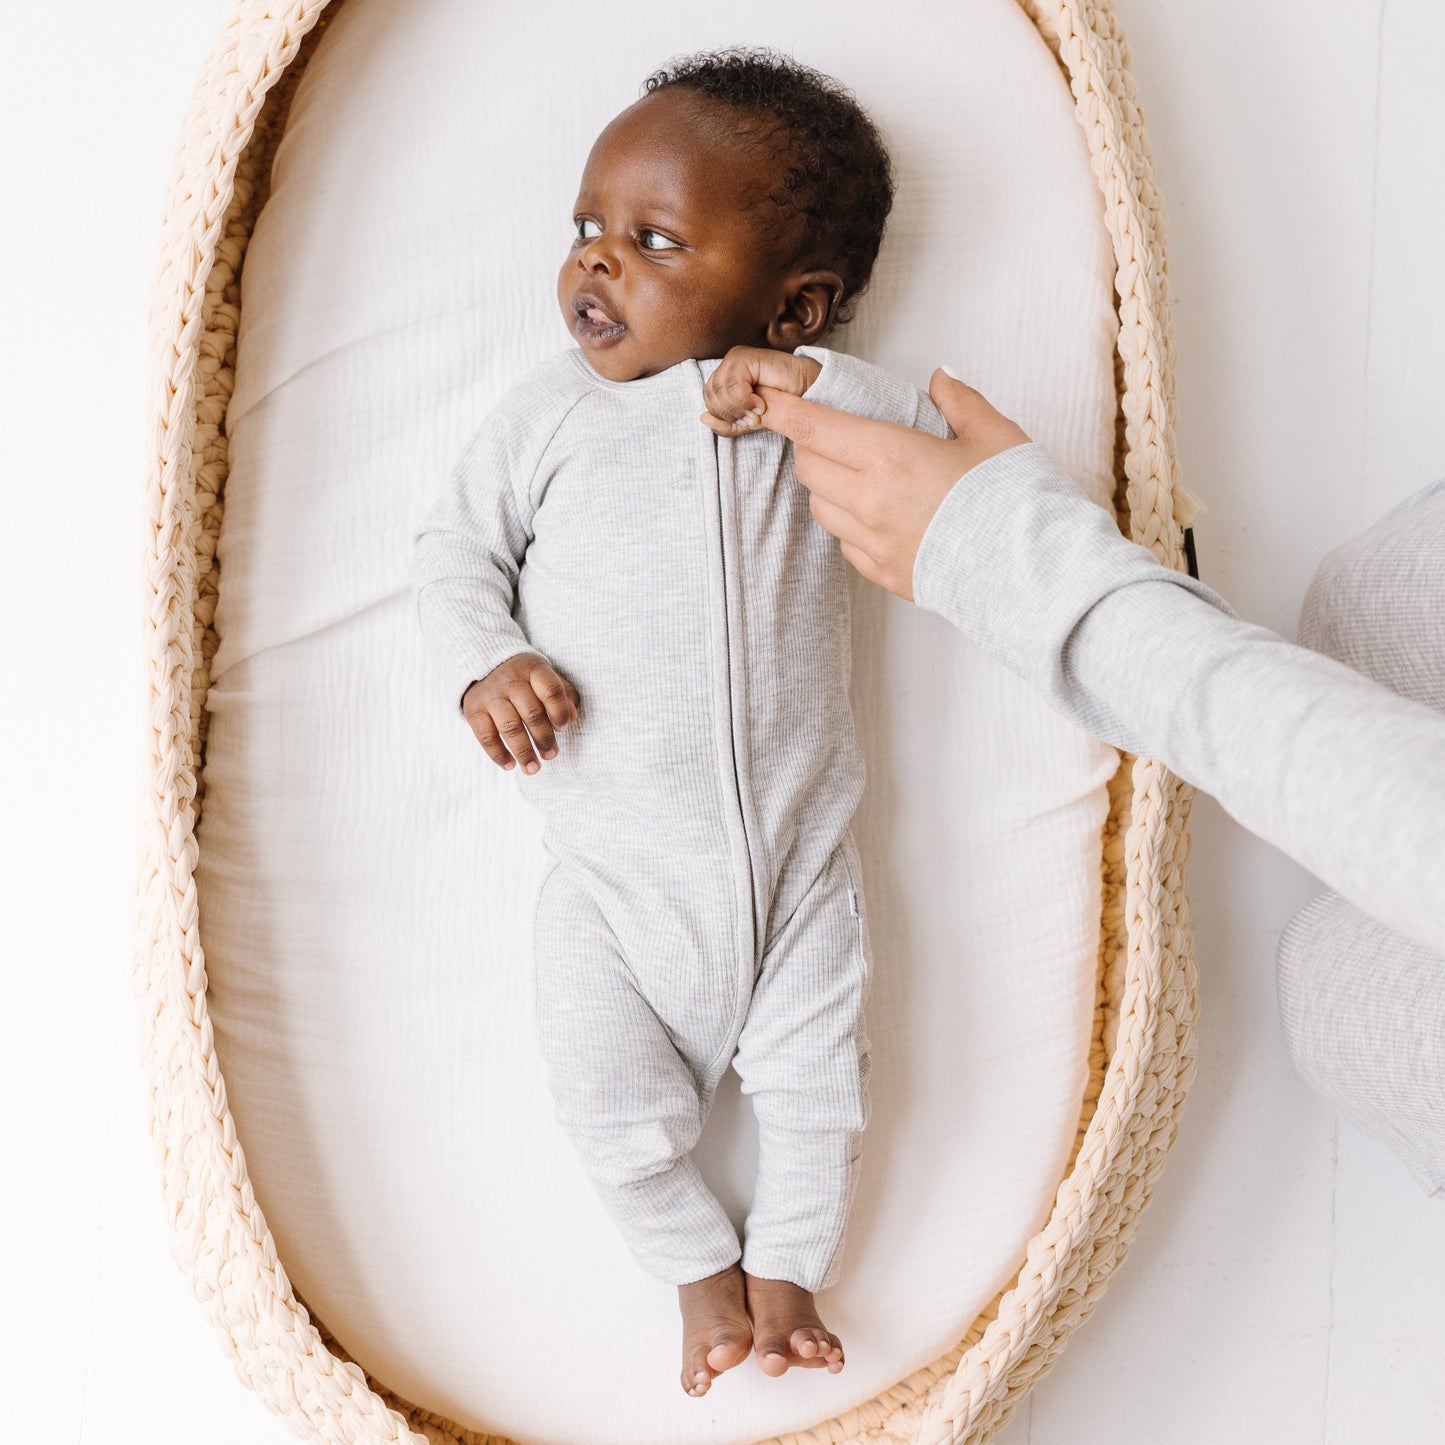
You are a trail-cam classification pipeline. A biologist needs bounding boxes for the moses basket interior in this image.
[136,0,1198,1441]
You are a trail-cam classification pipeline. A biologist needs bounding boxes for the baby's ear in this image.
[768,271,844,350]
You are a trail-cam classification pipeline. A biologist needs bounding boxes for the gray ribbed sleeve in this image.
[911,442,1445,957]
[411,394,570,708]
[795,343,956,439]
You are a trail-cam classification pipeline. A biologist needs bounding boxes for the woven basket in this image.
[135,1,1198,1440]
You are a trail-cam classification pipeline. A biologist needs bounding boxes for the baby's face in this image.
[557,88,800,382]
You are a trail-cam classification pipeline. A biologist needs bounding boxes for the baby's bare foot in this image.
[678,1263,752,1398]
[743,1272,845,1378]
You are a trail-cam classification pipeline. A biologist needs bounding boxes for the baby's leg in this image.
[731,832,873,1376]
[532,863,751,1394]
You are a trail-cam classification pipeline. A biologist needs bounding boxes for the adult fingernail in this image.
[525,761,539,774]
[941,364,963,380]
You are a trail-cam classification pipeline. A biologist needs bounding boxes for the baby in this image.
[411,47,951,1399]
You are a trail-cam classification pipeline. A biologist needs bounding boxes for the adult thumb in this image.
[929,366,1030,448]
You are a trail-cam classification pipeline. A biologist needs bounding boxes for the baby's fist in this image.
[461,652,579,775]
[699,346,823,437]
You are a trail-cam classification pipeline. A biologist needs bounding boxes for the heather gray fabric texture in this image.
[1276,480,1445,1194]
[1298,479,1445,711]
[910,443,1445,958]
[1278,891,1444,1194]
[412,344,951,1288]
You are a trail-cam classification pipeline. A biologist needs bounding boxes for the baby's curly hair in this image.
[639,47,895,330]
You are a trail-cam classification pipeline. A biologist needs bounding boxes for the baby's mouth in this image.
[574,295,627,342]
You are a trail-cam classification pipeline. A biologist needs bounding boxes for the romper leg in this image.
[732,834,873,1292]
[532,864,743,1285]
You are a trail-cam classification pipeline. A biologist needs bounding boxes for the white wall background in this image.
[2,2,1441,1442]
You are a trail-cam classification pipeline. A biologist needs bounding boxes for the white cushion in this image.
[198,1,1121,1440]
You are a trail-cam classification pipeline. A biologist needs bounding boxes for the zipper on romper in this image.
[703,373,760,983]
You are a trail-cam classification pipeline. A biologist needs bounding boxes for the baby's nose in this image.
[580,239,617,275]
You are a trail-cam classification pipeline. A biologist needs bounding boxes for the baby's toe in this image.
[681,1349,714,1398]
[791,1327,823,1359]
[753,1331,793,1377]
[793,1327,841,1366]
[706,1328,752,1374]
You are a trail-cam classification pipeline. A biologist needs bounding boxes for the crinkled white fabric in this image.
[195,0,1122,1439]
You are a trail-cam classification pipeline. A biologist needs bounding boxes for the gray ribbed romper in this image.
[412,343,952,1289]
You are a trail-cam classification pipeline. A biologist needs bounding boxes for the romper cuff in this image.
[794,344,948,432]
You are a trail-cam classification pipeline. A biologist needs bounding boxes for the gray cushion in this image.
[1278,891,1444,1194]
[1277,479,1445,1193]
[1298,478,1445,710]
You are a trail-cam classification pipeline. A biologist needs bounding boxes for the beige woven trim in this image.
[135,1,1198,1441]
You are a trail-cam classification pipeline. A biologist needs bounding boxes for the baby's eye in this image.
[639,229,680,251]
[574,217,601,242]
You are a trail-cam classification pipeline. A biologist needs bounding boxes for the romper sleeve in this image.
[411,406,556,712]
[792,344,956,441]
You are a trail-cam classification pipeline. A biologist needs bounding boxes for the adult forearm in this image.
[1067,582,1445,953]
[911,443,1445,954]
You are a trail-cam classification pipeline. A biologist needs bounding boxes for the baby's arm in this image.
[699,344,955,442]
[411,411,577,771]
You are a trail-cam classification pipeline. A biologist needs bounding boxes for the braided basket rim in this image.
[134,3,1199,1442]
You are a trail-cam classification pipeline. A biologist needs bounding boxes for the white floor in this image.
[4,2,1442,1443]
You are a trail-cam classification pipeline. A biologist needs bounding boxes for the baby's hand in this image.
[461,652,579,775]
[699,345,823,437]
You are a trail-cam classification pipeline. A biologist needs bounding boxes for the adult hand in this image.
[754,367,1031,601]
